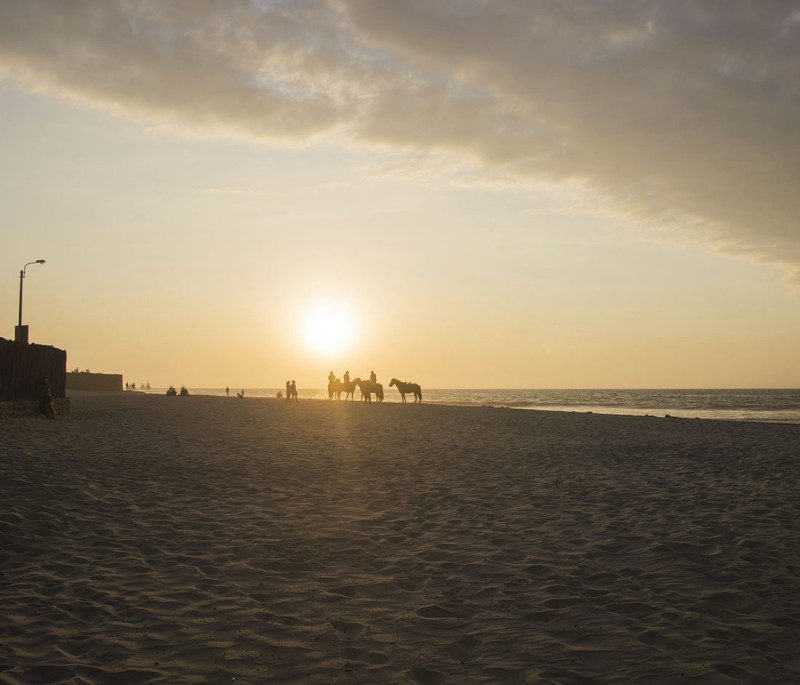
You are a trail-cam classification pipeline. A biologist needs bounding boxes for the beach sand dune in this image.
[2,393,799,684]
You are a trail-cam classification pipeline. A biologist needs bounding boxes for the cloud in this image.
[2,1,799,278]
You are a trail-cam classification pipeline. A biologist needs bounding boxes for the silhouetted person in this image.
[370,370,377,384]
[226,386,230,397]
[285,380,291,403]
[237,389,245,398]
[290,380,298,401]
[180,386,189,396]
[40,377,55,419]
[344,370,350,384]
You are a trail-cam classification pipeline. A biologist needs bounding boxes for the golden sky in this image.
[2,2,800,388]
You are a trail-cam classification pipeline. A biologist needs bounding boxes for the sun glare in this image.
[302,304,355,355]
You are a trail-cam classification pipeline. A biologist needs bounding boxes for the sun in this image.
[302,303,355,356]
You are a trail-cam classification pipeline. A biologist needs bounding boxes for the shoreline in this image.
[3,392,799,683]
[79,387,800,426]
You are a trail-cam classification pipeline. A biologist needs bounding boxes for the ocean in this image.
[146,387,800,424]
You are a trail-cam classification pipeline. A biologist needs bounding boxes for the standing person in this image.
[290,380,298,401]
[285,380,291,402]
[40,377,55,419]
[328,371,336,399]
[226,386,230,397]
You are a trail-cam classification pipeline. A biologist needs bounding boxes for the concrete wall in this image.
[0,338,67,401]
[66,372,123,393]
[0,337,68,418]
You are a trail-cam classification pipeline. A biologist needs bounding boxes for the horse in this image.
[331,378,357,401]
[355,379,384,403]
[389,378,422,403]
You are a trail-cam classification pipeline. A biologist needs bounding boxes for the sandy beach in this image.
[2,393,799,684]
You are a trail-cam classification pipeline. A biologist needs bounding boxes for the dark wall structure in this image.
[66,371,123,392]
[0,337,69,418]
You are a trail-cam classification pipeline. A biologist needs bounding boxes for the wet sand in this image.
[2,393,799,684]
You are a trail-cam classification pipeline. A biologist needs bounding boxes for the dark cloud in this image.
[2,0,798,277]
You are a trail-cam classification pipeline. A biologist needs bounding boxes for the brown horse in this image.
[355,379,384,403]
[331,378,357,401]
[389,378,422,403]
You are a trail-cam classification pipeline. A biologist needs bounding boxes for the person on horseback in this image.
[370,370,377,383]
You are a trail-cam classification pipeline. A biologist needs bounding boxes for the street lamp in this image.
[16,259,46,344]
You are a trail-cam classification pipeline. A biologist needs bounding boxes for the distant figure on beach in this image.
[329,377,357,401]
[39,377,55,419]
[285,380,291,402]
[236,389,245,398]
[328,371,336,399]
[125,382,129,390]
[343,370,350,384]
[226,386,230,397]
[355,377,383,403]
[131,382,136,391]
[180,386,190,396]
[276,390,283,399]
[390,378,422,403]
[290,380,298,402]
[370,370,377,384]
[166,386,178,396]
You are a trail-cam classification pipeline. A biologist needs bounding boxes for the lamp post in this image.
[16,259,46,344]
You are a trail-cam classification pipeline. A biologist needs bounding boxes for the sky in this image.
[2,1,800,389]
